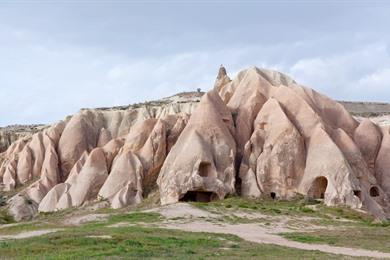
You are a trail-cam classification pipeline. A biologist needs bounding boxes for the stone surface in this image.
[157,90,236,205]
[1,68,390,220]
[239,98,305,199]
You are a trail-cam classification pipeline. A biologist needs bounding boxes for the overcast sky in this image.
[1,1,390,126]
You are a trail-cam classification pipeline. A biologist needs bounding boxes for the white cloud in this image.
[357,68,390,88]
[1,22,390,126]
[286,43,390,101]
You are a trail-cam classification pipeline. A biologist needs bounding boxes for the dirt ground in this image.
[1,202,389,258]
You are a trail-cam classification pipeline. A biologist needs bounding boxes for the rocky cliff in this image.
[1,67,389,221]
[0,125,45,153]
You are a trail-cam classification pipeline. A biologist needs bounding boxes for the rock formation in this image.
[157,90,236,204]
[1,68,390,221]
[0,124,45,153]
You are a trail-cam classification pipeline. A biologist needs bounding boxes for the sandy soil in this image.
[152,203,390,259]
[0,229,61,240]
[62,213,109,226]
[162,220,390,258]
[147,202,217,218]
[1,203,389,258]
[86,235,112,239]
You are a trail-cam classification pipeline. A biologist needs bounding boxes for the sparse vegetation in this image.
[191,196,376,224]
[282,233,338,245]
[281,225,390,253]
[0,212,344,259]
[108,212,162,224]
[1,197,389,258]
[0,194,6,207]
[0,209,14,225]
[190,196,390,253]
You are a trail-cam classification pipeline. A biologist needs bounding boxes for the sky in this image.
[1,0,390,126]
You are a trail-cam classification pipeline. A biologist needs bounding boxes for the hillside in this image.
[1,94,388,154]
[1,66,390,259]
[0,66,389,222]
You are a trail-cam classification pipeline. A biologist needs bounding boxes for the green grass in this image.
[282,233,338,245]
[0,211,161,235]
[281,225,390,253]
[193,196,321,216]
[107,212,162,224]
[0,224,348,259]
[192,196,376,225]
[191,196,390,253]
[1,196,388,258]
[0,221,61,235]
[0,209,14,225]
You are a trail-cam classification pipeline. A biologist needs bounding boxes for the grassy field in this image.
[281,225,390,253]
[1,196,389,259]
[191,196,390,254]
[191,196,377,224]
[0,212,349,259]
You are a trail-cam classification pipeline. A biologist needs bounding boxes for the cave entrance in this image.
[308,176,328,199]
[179,191,216,202]
[198,162,212,177]
[370,186,379,197]
[353,190,361,199]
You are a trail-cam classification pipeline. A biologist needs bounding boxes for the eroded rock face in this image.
[298,126,361,208]
[215,66,390,219]
[36,113,190,213]
[0,124,45,153]
[375,127,390,196]
[1,95,196,218]
[8,194,38,221]
[98,150,143,209]
[157,90,236,205]
[354,119,383,172]
[1,68,390,220]
[239,98,305,199]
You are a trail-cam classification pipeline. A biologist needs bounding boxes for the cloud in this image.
[286,42,390,102]
[1,22,390,126]
[358,68,390,88]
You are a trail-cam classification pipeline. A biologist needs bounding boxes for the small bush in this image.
[0,209,14,224]
[298,206,315,213]
[0,195,6,207]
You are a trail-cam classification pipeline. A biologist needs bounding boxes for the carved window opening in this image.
[198,162,212,177]
[370,186,379,197]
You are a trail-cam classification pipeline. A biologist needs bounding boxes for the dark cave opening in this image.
[353,190,361,199]
[370,186,379,197]
[308,176,328,199]
[179,191,216,202]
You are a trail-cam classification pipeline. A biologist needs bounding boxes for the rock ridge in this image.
[1,66,390,221]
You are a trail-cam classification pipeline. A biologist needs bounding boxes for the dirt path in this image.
[152,203,390,259]
[0,229,61,240]
[63,213,109,226]
[162,220,390,258]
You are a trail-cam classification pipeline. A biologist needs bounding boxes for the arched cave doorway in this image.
[308,176,328,199]
[370,186,379,197]
[179,191,217,202]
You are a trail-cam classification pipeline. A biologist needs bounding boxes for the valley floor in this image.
[0,197,389,259]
